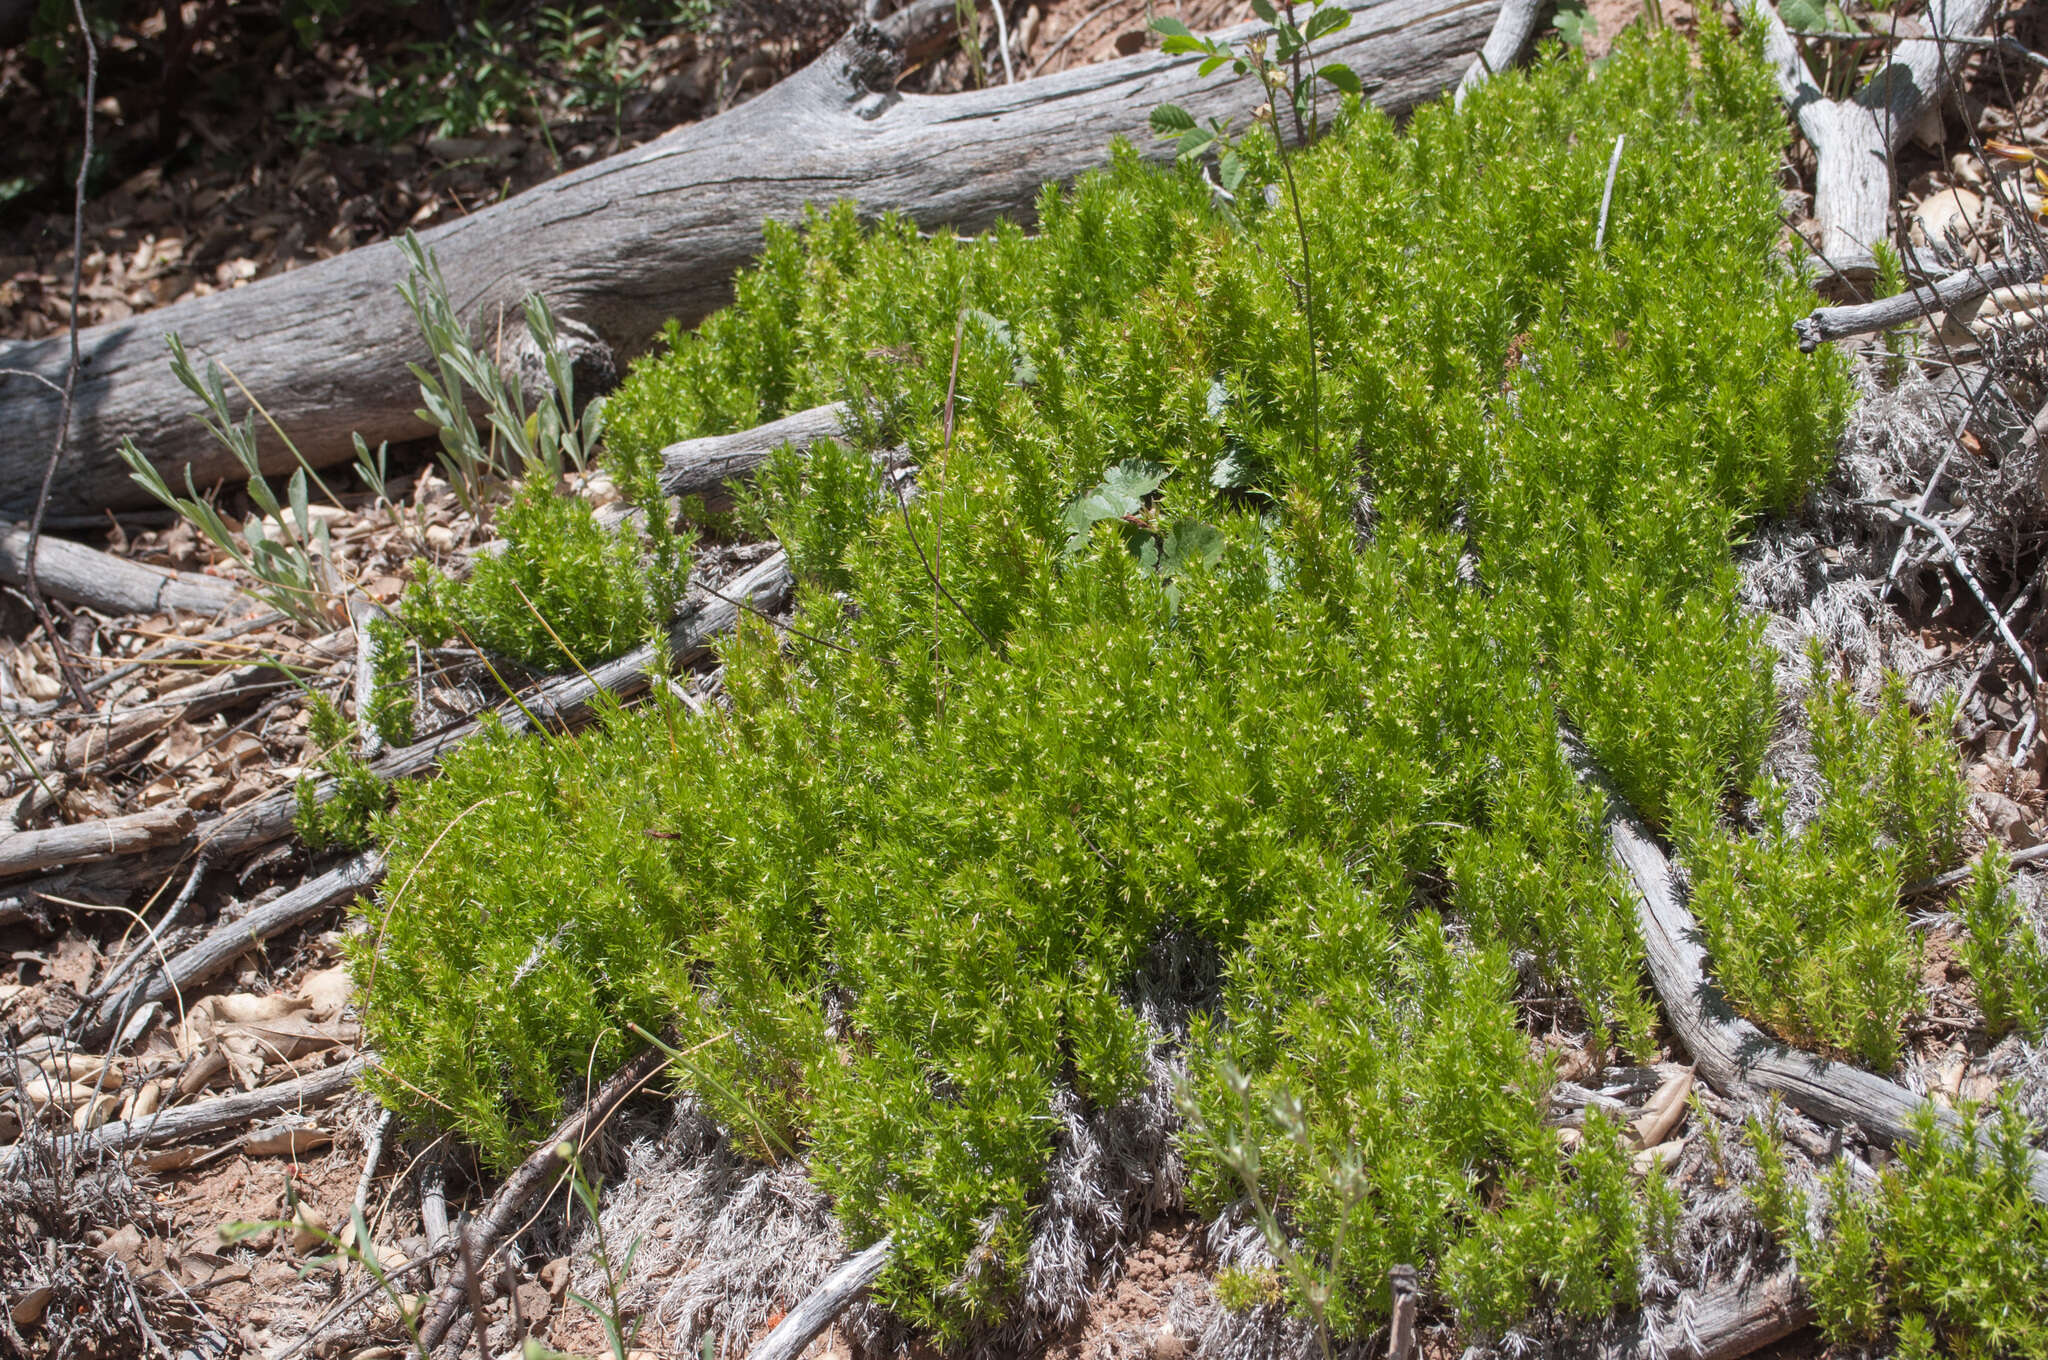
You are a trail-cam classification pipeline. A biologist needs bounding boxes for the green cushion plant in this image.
[347,25,1994,1345]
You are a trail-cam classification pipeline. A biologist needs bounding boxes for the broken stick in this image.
[0,805,194,880]
[417,1045,672,1351]
[744,1236,896,1360]
[1794,255,2037,351]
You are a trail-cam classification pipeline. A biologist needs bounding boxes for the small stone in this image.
[1152,1325,1185,1360]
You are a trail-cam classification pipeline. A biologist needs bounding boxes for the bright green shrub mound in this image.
[355,30,1901,1341]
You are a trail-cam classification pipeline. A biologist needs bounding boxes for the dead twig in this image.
[23,0,101,714]
[88,849,384,1038]
[1795,256,2038,351]
[416,1045,672,1351]
[1875,500,2041,695]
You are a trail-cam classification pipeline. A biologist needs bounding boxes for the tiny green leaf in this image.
[1554,0,1596,49]
[1219,149,1247,191]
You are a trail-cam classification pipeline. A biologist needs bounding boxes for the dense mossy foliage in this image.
[1686,653,1969,1070]
[398,474,693,673]
[1751,1100,2048,1358]
[351,30,1962,1341]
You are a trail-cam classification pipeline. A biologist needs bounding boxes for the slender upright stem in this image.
[29,0,100,713]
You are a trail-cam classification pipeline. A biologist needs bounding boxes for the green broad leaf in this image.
[1150,103,1197,136]
[1554,0,1595,49]
[1060,459,1170,555]
[1777,0,1827,30]
[1177,126,1218,158]
[1318,62,1362,95]
[1161,33,1205,54]
[1211,450,1253,490]
[1160,520,1225,575]
[1275,24,1302,60]
[1150,15,1194,38]
[1219,149,1247,192]
[1305,6,1351,41]
[1198,53,1229,75]
[1249,0,1278,22]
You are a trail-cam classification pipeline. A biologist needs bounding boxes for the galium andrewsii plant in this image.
[352,27,1912,1344]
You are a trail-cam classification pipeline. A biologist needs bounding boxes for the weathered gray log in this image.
[1566,729,2048,1203]
[0,524,246,619]
[1,1053,368,1175]
[0,0,1497,519]
[744,1236,896,1360]
[199,550,794,859]
[658,402,850,505]
[1629,1271,1813,1360]
[1756,0,1996,274]
[88,850,385,1037]
[0,805,194,879]
[1454,0,1547,108]
[418,1045,672,1352]
[1795,254,2038,350]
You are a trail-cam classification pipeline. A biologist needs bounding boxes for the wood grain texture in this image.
[1566,728,2048,1204]
[1632,1271,1813,1360]
[1756,0,1995,271]
[1796,254,2035,350]
[0,523,244,618]
[658,402,850,505]
[0,0,1495,518]
[744,1237,895,1360]
[0,805,193,879]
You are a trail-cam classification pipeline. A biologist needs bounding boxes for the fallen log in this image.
[0,524,247,619]
[417,1045,672,1352]
[1642,1271,1814,1360]
[0,0,1497,519]
[1565,728,2048,1203]
[87,850,385,1038]
[0,805,194,879]
[1754,0,1994,275]
[198,550,794,859]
